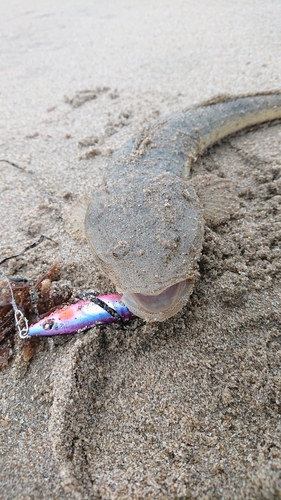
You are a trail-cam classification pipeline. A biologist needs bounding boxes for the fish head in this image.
[85,171,204,321]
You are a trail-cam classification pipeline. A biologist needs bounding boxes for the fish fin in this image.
[190,174,239,226]
[64,194,91,240]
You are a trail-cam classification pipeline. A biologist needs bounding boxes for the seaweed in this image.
[0,261,72,368]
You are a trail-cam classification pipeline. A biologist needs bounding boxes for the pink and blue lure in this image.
[27,294,135,336]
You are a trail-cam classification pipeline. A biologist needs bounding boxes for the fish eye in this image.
[42,319,55,330]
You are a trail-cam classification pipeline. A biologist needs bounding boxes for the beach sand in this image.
[1,1,281,498]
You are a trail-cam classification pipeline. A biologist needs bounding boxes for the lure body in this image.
[27,294,135,336]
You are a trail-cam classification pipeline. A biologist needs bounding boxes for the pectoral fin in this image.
[64,194,91,240]
[190,174,239,226]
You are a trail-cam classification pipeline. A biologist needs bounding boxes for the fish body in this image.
[85,93,281,321]
[27,294,135,336]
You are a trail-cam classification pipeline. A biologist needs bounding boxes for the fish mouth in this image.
[122,279,192,321]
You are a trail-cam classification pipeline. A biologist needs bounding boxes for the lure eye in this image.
[42,319,55,331]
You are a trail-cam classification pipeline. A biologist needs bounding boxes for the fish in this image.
[85,92,281,321]
[27,294,135,336]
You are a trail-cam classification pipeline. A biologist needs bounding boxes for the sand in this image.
[1,0,281,498]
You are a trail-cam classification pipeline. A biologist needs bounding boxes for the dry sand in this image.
[1,1,281,498]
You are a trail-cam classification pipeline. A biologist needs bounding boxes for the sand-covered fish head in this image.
[85,172,204,321]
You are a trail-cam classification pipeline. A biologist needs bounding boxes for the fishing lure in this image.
[1,244,135,339]
[27,294,135,337]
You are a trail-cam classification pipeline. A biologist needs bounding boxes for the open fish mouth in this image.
[122,279,191,320]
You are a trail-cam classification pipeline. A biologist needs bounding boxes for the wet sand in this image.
[1,1,281,498]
